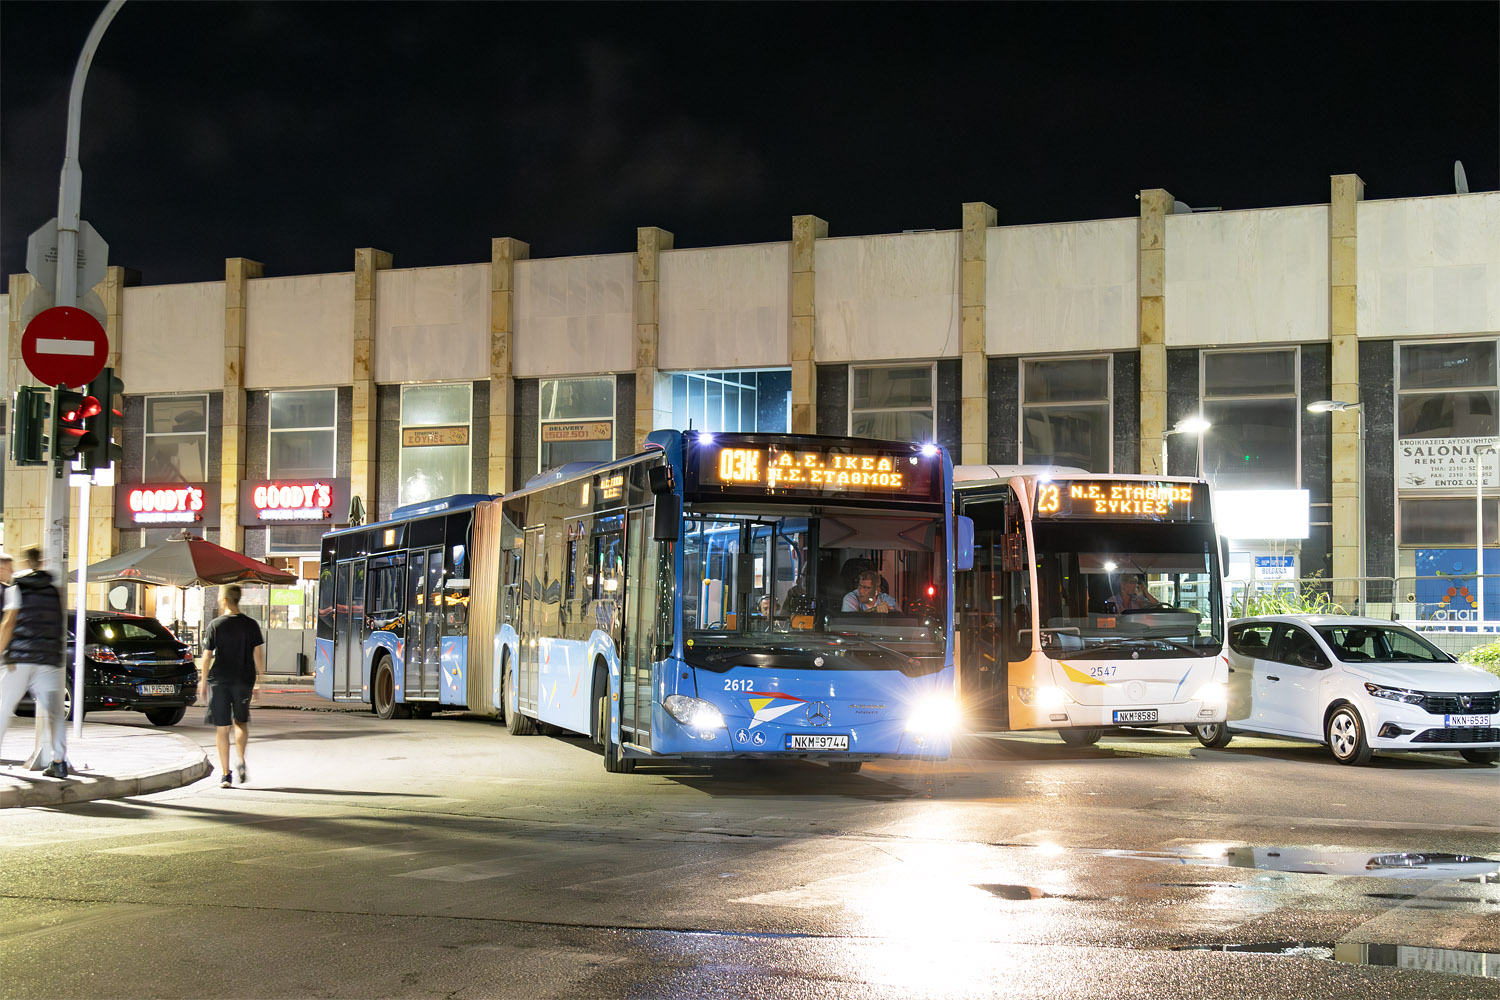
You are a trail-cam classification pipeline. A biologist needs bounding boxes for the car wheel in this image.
[828,761,862,774]
[144,706,186,727]
[1459,748,1499,766]
[1325,704,1372,765]
[372,659,398,721]
[1194,722,1233,749]
[1059,727,1103,747]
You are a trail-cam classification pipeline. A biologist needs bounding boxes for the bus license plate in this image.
[137,684,176,696]
[786,734,849,751]
[1444,714,1490,727]
[1113,709,1158,723]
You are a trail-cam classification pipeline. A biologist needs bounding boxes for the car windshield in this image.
[681,507,946,663]
[1031,520,1223,659]
[1312,624,1453,664]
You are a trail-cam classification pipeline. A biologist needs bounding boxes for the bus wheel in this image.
[828,760,862,774]
[602,701,635,774]
[373,659,398,721]
[592,670,608,747]
[1059,727,1103,747]
[1194,722,1233,749]
[504,664,535,736]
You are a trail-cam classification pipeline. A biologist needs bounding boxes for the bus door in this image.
[333,558,364,698]
[620,507,652,747]
[960,495,1025,728]
[404,545,445,699]
[517,526,544,714]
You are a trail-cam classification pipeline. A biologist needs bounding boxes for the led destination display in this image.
[689,437,940,503]
[1035,480,1203,521]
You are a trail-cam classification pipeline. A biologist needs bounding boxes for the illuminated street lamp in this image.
[1476,441,1498,625]
[1308,399,1365,598]
[1162,416,1211,477]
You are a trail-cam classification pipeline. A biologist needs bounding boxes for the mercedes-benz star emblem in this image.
[806,701,831,727]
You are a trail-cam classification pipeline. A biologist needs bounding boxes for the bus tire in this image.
[602,697,635,774]
[373,658,398,721]
[591,666,608,747]
[1059,727,1103,747]
[504,661,535,736]
[1194,722,1233,749]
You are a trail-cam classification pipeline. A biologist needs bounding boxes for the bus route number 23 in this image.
[1037,484,1061,514]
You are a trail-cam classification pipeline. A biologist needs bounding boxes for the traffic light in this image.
[82,368,124,471]
[51,385,96,472]
[10,386,51,465]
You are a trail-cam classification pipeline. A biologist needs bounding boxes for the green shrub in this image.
[1234,579,1347,618]
[1459,641,1500,679]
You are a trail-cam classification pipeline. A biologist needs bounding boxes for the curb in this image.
[0,741,212,810]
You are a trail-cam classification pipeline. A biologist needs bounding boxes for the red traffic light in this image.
[62,396,102,422]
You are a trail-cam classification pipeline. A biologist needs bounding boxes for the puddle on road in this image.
[1083,845,1500,879]
[1175,941,1499,980]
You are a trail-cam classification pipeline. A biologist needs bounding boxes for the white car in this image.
[1193,615,1500,766]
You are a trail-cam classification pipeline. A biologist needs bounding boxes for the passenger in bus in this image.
[843,570,898,613]
[1111,573,1161,612]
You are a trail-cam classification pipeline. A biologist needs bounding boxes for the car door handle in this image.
[1266,675,1280,682]
[1227,667,1235,673]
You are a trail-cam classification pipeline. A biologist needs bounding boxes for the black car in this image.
[21,612,199,726]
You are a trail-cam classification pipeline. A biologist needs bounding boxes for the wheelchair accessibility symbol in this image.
[752,731,767,746]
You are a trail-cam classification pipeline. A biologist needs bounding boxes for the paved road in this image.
[2,707,1497,998]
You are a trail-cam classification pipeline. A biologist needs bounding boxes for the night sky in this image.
[2,2,1497,287]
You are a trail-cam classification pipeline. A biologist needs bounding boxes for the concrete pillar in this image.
[1330,174,1366,587]
[220,257,262,552]
[961,202,996,464]
[789,215,827,435]
[1138,189,1174,475]
[4,273,46,552]
[489,237,529,494]
[351,248,391,522]
[634,227,673,450]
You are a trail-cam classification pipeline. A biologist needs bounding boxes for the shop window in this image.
[1021,356,1111,472]
[144,395,208,482]
[269,389,336,479]
[399,383,471,506]
[1201,349,1299,490]
[849,363,934,442]
[668,369,789,434]
[539,376,614,474]
[1399,498,1498,547]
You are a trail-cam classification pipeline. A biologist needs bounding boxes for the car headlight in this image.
[1364,682,1424,705]
[1017,685,1070,709]
[663,695,725,730]
[1192,682,1227,705]
[905,696,961,735]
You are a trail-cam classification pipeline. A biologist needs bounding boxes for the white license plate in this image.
[1444,714,1491,727]
[786,734,849,751]
[137,684,176,696]
[1113,709,1158,723]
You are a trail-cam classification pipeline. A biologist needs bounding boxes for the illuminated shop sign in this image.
[238,478,350,526]
[1035,480,1202,521]
[687,436,941,503]
[116,484,217,525]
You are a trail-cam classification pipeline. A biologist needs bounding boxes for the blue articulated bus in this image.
[495,430,969,773]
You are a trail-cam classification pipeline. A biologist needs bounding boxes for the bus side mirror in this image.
[956,516,974,571]
[736,552,754,594]
[1219,536,1230,571]
[653,494,680,542]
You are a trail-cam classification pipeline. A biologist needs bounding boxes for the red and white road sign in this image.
[21,307,108,387]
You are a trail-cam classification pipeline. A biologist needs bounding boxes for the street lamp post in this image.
[1476,442,1497,626]
[1162,416,1211,477]
[1308,400,1365,609]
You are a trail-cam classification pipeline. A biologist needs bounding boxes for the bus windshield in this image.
[681,508,946,661]
[1031,520,1222,659]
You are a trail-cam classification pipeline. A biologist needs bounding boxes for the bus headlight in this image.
[663,695,725,730]
[905,696,961,735]
[1017,686,1070,709]
[1192,682,1227,706]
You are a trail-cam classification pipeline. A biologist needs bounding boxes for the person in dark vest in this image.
[0,547,70,777]
[197,584,265,788]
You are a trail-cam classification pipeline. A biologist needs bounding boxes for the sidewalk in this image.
[1,721,211,809]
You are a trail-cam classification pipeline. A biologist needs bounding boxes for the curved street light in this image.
[1162,416,1211,477]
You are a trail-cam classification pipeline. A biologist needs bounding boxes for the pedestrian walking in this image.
[0,547,71,777]
[197,584,265,787]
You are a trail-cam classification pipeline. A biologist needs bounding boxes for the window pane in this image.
[1398,391,1498,438]
[540,436,613,471]
[1204,350,1296,396]
[1202,398,1298,490]
[146,435,206,481]
[400,445,470,506]
[1021,404,1110,471]
[852,365,933,409]
[539,377,613,420]
[849,410,933,441]
[270,428,335,478]
[1024,358,1108,403]
[270,389,336,430]
[1400,341,1497,390]
[1400,498,1499,547]
[146,397,206,435]
[402,384,470,427]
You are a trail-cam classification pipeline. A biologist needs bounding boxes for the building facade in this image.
[4,177,1498,669]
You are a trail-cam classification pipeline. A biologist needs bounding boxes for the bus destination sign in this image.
[1035,480,1200,521]
[690,439,939,502]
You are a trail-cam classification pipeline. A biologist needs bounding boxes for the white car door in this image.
[1263,624,1331,737]
[1225,622,1277,727]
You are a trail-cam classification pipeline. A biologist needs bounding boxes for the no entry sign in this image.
[22,306,108,387]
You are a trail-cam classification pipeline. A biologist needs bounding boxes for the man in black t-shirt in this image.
[197,584,265,788]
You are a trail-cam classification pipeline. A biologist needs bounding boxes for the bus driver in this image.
[843,570,898,614]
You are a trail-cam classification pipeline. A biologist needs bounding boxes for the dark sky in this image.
[3,2,1497,286]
